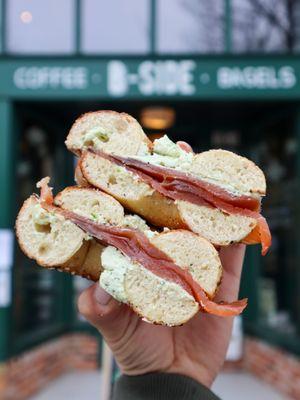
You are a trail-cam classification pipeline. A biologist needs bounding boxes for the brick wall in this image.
[243,338,300,400]
[1,333,99,400]
[1,333,299,399]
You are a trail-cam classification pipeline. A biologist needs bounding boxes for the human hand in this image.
[78,243,245,388]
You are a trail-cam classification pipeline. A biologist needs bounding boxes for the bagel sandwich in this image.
[66,111,271,254]
[15,178,247,326]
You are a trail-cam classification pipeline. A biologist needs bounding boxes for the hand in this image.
[78,244,245,388]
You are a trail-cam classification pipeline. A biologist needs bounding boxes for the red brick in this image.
[243,337,300,400]
[1,333,100,399]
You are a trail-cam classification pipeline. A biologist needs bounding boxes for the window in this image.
[231,0,300,53]
[240,111,300,354]
[256,117,299,338]
[13,123,58,340]
[13,116,72,352]
[6,0,75,54]
[157,0,225,53]
[81,0,150,54]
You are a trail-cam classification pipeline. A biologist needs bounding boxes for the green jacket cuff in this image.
[112,372,220,400]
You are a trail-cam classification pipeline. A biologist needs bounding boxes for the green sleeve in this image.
[112,373,220,400]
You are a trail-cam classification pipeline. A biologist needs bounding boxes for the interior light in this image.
[20,11,33,24]
[140,107,175,130]
[148,133,165,142]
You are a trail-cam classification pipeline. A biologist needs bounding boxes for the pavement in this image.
[30,370,288,400]
[213,372,287,400]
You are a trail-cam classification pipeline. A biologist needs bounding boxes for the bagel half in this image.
[66,111,267,248]
[16,192,107,281]
[16,184,223,326]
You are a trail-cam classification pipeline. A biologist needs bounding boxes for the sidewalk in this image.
[30,370,287,400]
[213,372,287,400]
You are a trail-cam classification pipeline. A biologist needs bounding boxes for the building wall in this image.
[1,334,99,400]
[1,333,300,400]
[244,338,300,400]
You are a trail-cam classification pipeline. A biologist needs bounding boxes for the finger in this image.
[176,141,194,153]
[78,283,133,343]
[215,244,246,302]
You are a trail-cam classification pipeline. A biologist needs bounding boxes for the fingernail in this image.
[94,285,112,305]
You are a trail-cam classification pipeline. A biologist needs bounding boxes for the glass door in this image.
[12,106,74,353]
[242,107,300,354]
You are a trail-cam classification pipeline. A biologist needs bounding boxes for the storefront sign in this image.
[0,57,299,99]
[217,66,296,90]
[107,60,196,96]
[13,67,89,90]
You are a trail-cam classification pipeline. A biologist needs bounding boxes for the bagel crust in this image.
[66,110,151,157]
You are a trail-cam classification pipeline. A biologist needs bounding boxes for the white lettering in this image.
[13,67,26,89]
[180,60,196,95]
[107,61,129,97]
[139,61,155,95]
[138,60,196,96]
[217,66,296,90]
[13,67,88,90]
[157,60,178,95]
[279,66,296,88]
[217,67,231,89]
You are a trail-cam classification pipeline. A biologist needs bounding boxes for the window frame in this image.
[1,0,299,56]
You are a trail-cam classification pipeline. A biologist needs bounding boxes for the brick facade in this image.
[243,338,300,400]
[1,334,299,399]
[0,334,99,400]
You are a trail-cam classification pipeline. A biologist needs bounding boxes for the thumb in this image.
[78,283,133,343]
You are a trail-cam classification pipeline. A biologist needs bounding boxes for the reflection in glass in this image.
[232,0,300,52]
[81,0,150,54]
[6,0,75,54]
[255,117,299,338]
[14,122,57,335]
[157,0,224,53]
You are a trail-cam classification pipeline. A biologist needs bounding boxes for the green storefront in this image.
[1,1,300,394]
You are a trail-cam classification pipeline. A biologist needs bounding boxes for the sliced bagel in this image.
[67,111,267,247]
[16,184,224,326]
[176,201,257,246]
[124,266,198,326]
[16,185,156,280]
[79,151,258,245]
[54,187,223,325]
[74,161,90,187]
[152,231,221,297]
[15,195,100,280]
[100,230,222,326]
[189,150,266,197]
[80,151,184,228]
[54,186,125,226]
[15,186,129,281]
[66,110,151,157]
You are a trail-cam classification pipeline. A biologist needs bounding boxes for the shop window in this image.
[13,120,71,351]
[246,115,300,351]
[81,0,150,54]
[157,0,225,53]
[6,0,75,54]
[231,0,300,53]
